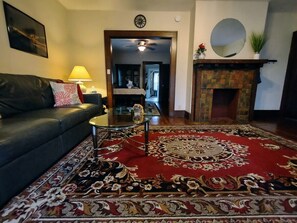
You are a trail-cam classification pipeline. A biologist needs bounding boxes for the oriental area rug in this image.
[1,125,297,222]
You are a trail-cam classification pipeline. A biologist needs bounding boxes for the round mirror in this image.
[211,18,246,57]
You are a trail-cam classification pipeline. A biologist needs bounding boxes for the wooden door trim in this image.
[280,31,297,124]
[104,30,177,116]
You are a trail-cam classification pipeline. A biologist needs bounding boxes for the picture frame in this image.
[3,1,48,58]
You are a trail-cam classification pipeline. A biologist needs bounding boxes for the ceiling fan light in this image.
[138,45,146,51]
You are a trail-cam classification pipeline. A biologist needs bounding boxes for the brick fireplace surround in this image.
[191,59,274,123]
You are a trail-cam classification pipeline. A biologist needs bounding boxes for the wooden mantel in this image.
[191,59,276,123]
[193,59,276,68]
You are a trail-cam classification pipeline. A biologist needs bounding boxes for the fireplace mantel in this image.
[194,59,276,68]
[191,59,276,123]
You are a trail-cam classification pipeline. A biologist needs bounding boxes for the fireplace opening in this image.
[211,89,239,121]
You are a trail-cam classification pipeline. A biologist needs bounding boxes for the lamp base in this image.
[77,81,87,93]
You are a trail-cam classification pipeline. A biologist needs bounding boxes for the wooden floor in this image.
[250,120,297,142]
[151,102,297,143]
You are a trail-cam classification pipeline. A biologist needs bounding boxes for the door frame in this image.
[104,30,177,116]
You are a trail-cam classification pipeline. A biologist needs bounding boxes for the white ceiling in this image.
[57,0,297,13]
[269,0,297,12]
[57,0,195,11]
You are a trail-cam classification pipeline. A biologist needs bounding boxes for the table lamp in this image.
[68,66,92,93]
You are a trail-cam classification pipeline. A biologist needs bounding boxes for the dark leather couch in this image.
[0,73,103,207]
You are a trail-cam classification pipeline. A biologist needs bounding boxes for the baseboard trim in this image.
[173,110,186,118]
[185,111,190,119]
[253,110,280,121]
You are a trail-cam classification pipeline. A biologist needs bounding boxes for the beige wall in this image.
[0,0,192,110]
[0,0,70,79]
[66,10,192,109]
[193,0,269,59]
[186,6,196,112]
[255,11,297,110]
[0,0,295,112]
[187,0,269,112]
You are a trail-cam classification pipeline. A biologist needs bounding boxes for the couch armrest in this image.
[83,93,103,115]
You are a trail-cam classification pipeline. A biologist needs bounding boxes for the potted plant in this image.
[193,43,207,60]
[197,43,207,59]
[250,32,266,59]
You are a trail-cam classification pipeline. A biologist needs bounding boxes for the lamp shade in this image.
[68,66,92,81]
[138,46,146,51]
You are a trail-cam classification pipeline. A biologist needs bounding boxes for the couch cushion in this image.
[67,103,100,118]
[14,107,88,132]
[0,118,60,167]
[0,73,55,118]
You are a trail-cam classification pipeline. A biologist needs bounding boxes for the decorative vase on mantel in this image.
[193,53,199,60]
[253,53,260,59]
[250,32,265,60]
[198,52,206,59]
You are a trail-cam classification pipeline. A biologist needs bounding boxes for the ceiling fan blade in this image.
[146,46,155,51]
[125,44,136,48]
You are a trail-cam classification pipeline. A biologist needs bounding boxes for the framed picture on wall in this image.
[3,1,48,58]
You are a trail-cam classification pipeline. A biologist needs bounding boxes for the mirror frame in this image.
[211,18,246,58]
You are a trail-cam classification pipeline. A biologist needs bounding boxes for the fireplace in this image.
[211,89,239,121]
[191,59,272,123]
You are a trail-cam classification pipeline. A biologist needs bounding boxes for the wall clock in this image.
[134,14,146,28]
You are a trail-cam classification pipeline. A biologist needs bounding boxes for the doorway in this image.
[143,61,170,113]
[104,30,177,116]
[143,62,161,102]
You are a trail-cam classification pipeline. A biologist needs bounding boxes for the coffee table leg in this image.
[144,121,149,155]
[91,126,98,158]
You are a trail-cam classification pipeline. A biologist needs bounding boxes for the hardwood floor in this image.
[251,120,297,142]
[151,102,297,143]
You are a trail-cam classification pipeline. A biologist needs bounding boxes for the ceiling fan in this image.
[137,40,157,51]
[124,39,157,51]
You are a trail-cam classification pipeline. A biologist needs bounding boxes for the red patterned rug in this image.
[1,125,297,222]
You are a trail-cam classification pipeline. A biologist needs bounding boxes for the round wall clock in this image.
[134,14,146,28]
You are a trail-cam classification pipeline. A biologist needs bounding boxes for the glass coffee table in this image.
[89,108,150,158]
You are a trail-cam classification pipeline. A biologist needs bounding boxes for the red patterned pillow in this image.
[53,80,84,103]
[76,84,84,103]
[50,82,82,107]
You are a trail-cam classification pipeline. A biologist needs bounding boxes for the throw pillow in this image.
[76,84,84,103]
[50,81,82,107]
[54,79,84,103]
